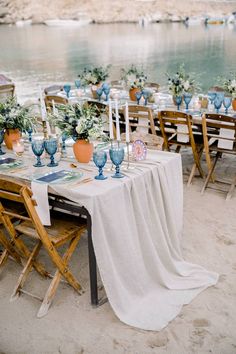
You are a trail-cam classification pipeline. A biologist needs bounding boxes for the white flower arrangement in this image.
[166,64,199,96]
[121,65,147,90]
[221,74,236,99]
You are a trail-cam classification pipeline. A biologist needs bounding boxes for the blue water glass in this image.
[44,138,58,167]
[135,91,142,105]
[28,128,33,142]
[63,84,71,98]
[223,96,232,114]
[109,147,125,178]
[183,92,192,110]
[96,87,103,101]
[0,130,6,155]
[61,132,68,157]
[31,139,45,167]
[93,150,108,180]
[175,95,182,110]
[207,91,217,104]
[75,79,81,89]
[142,89,150,105]
[103,87,110,101]
[214,95,223,114]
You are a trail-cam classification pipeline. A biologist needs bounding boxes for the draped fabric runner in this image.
[50,150,218,331]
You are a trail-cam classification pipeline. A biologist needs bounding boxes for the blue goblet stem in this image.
[34,156,44,167]
[144,98,148,105]
[177,103,180,110]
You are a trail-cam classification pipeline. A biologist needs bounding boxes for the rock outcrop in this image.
[0,0,235,24]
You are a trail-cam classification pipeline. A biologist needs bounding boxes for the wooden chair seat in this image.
[15,211,86,246]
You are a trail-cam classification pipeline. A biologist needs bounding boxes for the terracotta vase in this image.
[232,98,236,111]
[4,129,21,149]
[91,83,102,99]
[73,139,93,163]
[129,88,141,101]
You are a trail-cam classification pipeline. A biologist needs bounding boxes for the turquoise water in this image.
[0,23,235,101]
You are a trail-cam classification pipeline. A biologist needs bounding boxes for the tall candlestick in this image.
[39,86,47,122]
[115,99,120,141]
[108,100,114,140]
[125,101,130,143]
[52,99,56,115]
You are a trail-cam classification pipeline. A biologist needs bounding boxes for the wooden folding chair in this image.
[201,113,236,200]
[0,83,15,102]
[44,95,68,112]
[0,177,87,317]
[158,110,204,185]
[122,104,157,136]
[44,85,63,95]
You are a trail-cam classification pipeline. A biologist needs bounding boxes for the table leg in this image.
[87,214,98,306]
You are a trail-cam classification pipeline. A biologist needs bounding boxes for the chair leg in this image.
[37,235,82,318]
[0,231,22,268]
[201,153,220,195]
[187,147,204,187]
[226,175,236,201]
[11,241,42,301]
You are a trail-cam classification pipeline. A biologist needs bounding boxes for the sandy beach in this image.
[0,150,235,354]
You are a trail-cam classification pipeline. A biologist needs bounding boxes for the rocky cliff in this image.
[0,0,235,24]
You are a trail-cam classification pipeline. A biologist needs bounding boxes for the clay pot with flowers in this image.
[121,64,147,101]
[48,103,108,163]
[0,97,36,149]
[78,65,111,99]
[166,64,200,108]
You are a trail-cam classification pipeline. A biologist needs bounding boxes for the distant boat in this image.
[185,16,204,26]
[15,19,32,27]
[44,18,92,27]
[205,17,225,25]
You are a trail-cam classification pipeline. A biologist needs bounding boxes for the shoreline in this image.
[0,0,236,25]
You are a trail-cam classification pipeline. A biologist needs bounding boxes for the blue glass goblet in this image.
[223,96,232,114]
[109,147,125,178]
[63,84,71,98]
[214,95,223,114]
[103,87,110,101]
[75,79,81,89]
[207,91,216,105]
[44,138,58,167]
[142,89,150,105]
[135,91,142,105]
[175,95,182,110]
[27,128,33,142]
[96,87,103,101]
[93,150,107,180]
[61,132,68,157]
[31,139,45,167]
[0,130,6,155]
[183,92,192,110]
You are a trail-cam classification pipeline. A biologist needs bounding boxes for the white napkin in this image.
[31,181,51,226]
[177,124,189,143]
[218,128,234,150]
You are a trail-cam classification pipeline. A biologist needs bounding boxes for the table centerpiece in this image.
[166,64,200,109]
[48,103,108,163]
[220,73,236,111]
[0,97,37,149]
[78,65,111,99]
[120,64,147,101]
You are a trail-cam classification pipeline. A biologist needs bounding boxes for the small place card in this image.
[0,157,16,165]
[36,170,69,183]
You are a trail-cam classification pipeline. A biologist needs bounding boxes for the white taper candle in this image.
[108,100,114,140]
[125,101,130,143]
[115,99,120,141]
